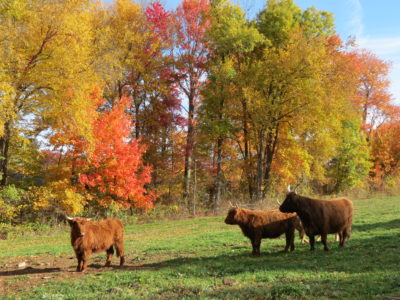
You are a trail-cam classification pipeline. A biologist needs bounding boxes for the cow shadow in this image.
[134,232,399,277]
[0,267,61,277]
[87,263,156,272]
[352,218,400,232]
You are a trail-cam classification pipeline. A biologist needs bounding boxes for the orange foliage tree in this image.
[50,92,156,211]
[352,49,394,140]
[79,96,156,209]
[370,118,400,188]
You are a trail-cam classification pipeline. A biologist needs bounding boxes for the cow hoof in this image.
[324,248,330,251]
[105,262,111,267]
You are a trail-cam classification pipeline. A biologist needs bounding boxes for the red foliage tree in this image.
[78,96,156,209]
[49,91,156,210]
[173,0,211,205]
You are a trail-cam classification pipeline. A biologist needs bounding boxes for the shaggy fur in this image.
[67,218,125,272]
[279,192,353,251]
[224,207,303,255]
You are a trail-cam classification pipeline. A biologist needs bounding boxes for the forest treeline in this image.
[0,0,399,223]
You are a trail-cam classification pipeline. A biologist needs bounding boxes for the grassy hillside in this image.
[1,196,399,299]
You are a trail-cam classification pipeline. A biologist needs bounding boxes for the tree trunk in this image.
[0,121,11,186]
[134,102,141,139]
[184,93,195,211]
[262,124,279,199]
[255,130,264,201]
[213,137,223,212]
[241,98,254,200]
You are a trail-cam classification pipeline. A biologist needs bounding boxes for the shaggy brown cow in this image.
[224,207,304,255]
[279,192,353,251]
[67,217,125,272]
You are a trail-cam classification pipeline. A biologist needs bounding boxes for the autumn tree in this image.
[230,0,338,200]
[94,1,183,203]
[353,49,394,141]
[199,0,264,209]
[347,48,398,190]
[173,0,211,210]
[369,118,400,189]
[48,92,156,212]
[0,0,99,186]
[79,96,156,209]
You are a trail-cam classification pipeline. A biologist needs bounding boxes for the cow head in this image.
[67,217,91,238]
[279,192,299,213]
[225,207,249,225]
[225,207,238,224]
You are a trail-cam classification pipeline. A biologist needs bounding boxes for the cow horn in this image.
[66,216,74,221]
[276,199,282,205]
[86,218,92,221]
[287,185,291,192]
[229,201,234,207]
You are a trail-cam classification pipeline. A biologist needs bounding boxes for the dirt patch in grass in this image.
[0,254,157,298]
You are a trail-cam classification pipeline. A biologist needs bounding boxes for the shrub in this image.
[0,185,23,223]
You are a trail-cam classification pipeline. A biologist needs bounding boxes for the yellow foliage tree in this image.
[0,0,101,185]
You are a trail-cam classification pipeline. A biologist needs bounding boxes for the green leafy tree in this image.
[327,120,371,193]
[199,0,264,208]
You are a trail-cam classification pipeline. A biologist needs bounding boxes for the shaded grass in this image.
[1,195,400,299]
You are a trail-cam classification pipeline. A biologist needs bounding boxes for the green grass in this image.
[1,196,400,299]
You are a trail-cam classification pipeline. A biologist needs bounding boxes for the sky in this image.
[160,0,400,104]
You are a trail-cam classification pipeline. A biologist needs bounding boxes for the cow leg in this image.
[297,226,307,243]
[309,235,315,251]
[81,252,90,272]
[115,240,125,266]
[76,252,83,272]
[338,232,344,246]
[290,230,295,252]
[321,234,329,251]
[341,230,350,247]
[105,246,114,267]
[251,237,261,255]
[285,230,295,252]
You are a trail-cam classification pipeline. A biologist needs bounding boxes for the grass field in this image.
[1,196,400,299]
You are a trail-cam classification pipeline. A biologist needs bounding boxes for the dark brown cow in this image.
[279,192,353,251]
[224,207,304,255]
[67,217,125,272]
